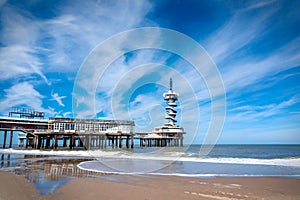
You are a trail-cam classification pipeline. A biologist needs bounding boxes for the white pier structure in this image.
[0,111,135,150]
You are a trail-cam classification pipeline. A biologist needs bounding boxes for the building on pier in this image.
[136,78,185,147]
[48,118,134,135]
[0,111,135,149]
[9,107,44,119]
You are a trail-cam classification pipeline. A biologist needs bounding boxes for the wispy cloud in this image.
[43,0,153,72]
[129,93,164,129]
[222,36,300,93]
[204,1,278,64]
[240,0,276,12]
[0,82,45,114]
[228,95,299,121]
[50,91,66,107]
[0,0,153,115]
[201,0,300,102]
[0,5,50,85]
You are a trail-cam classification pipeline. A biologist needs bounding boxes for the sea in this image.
[0,145,300,194]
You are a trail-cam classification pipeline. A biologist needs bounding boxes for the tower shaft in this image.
[163,78,179,126]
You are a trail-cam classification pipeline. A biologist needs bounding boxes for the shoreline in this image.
[1,147,300,199]
[1,170,300,200]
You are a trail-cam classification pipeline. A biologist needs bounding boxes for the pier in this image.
[0,110,135,150]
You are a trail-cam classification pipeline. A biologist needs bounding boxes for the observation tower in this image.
[135,78,185,147]
[163,78,179,126]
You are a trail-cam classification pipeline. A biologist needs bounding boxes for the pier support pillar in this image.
[126,136,129,148]
[131,135,134,148]
[46,136,51,148]
[69,135,72,150]
[69,134,74,150]
[98,136,101,148]
[33,136,37,149]
[37,135,42,149]
[88,135,91,150]
[54,135,58,149]
[91,137,93,148]
[1,154,4,167]
[3,131,7,149]
[112,136,115,148]
[9,131,13,148]
[79,137,84,147]
[119,136,122,148]
[100,135,103,149]
[63,137,67,147]
[41,136,45,148]
[26,135,29,148]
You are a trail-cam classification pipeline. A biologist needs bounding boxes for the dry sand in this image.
[0,170,299,200]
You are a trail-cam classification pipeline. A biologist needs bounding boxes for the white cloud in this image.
[222,36,300,94]
[228,95,299,121]
[0,5,50,85]
[63,111,72,118]
[202,2,300,97]
[50,91,66,107]
[129,93,164,129]
[240,0,276,12]
[43,0,153,72]
[0,82,45,114]
[0,0,153,76]
[0,45,51,85]
[0,0,154,116]
[204,5,277,64]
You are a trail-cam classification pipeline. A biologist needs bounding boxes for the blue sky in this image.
[0,0,299,144]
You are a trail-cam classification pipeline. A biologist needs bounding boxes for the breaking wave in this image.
[1,148,300,168]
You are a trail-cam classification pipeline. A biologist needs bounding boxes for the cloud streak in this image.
[0,82,45,114]
[50,91,66,107]
[0,0,153,115]
[228,95,299,121]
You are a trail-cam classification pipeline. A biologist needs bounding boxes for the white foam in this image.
[178,157,300,168]
[1,148,300,168]
[77,162,300,178]
[0,148,91,157]
[92,151,300,168]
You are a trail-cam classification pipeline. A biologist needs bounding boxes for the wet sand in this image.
[0,171,42,200]
[1,170,300,200]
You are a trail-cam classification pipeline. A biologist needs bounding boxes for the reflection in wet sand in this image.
[0,153,117,194]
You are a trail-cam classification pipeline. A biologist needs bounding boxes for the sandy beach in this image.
[1,170,300,200]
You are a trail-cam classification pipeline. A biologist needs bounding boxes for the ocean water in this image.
[1,145,300,179]
[77,145,300,177]
[186,145,300,159]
